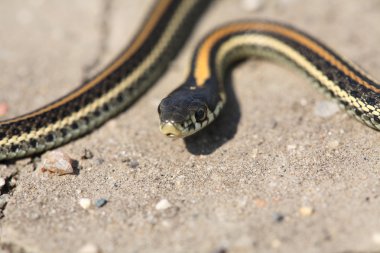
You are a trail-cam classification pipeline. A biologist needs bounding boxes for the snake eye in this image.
[195,108,207,122]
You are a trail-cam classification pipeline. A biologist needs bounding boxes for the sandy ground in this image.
[1,0,380,252]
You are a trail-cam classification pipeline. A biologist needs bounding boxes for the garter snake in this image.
[158,22,380,137]
[1,0,380,161]
[0,0,211,160]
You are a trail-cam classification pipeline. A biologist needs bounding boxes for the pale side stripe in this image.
[214,34,369,113]
[0,0,196,146]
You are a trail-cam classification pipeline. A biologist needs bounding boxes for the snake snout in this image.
[159,121,183,138]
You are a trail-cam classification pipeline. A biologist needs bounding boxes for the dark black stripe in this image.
[0,0,213,160]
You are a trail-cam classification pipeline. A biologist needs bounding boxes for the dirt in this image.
[1,0,380,252]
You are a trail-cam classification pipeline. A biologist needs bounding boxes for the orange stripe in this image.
[194,22,380,93]
[2,0,172,124]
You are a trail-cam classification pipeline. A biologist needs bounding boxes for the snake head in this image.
[158,83,225,138]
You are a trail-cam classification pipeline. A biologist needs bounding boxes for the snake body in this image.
[0,0,211,160]
[1,0,380,161]
[158,21,380,137]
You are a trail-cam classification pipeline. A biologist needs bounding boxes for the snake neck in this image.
[186,21,380,132]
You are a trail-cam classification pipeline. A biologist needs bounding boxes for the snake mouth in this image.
[159,120,194,138]
[160,122,183,138]
[159,116,208,138]
[159,100,225,138]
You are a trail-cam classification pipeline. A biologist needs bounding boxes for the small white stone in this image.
[78,243,101,253]
[155,199,172,210]
[0,177,5,189]
[79,198,92,210]
[251,148,258,159]
[175,175,185,187]
[327,140,340,149]
[287,144,297,151]
[299,98,308,106]
[241,0,264,11]
[299,206,314,217]
[314,100,340,118]
[271,238,281,249]
[373,233,380,244]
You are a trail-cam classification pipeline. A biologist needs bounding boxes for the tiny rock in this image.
[372,233,380,244]
[254,198,267,208]
[299,98,308,106]
[128,160,139,169]
[251,148,258,159]
[40,150,75,175]
[0,177,5,190]
[155,199,172,210]
[272,212,285,223]
[78,243,101,253]
[240,0,264,11]
[327,140,340,149]
[95,198,107,208]
[299,206,314,216]
[81,149,94,160]
[79,198,92,210]
[271,238,281,249]
[0,102,8,117]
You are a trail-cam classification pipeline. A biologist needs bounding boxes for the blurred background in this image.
[0,1,380,253]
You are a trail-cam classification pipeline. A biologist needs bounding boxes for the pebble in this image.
[299,206,314,216]
[78,243,101,253]
[271,239,281,249]
[254,198,267,208]
[128,160,139,169]
[95,198,107,208]
[81,149,94,160]
[79,198,92,210]
[251,148,258,159]
[299,98,308,106]
[40,150,74,175]
[155,199,172,210]
[9,177,17,188]
[327,140,340,149]
[313,100,340,118]
[213,248,227,253]
[175,175,185,187]
[0,177,5,191]
[240,0,264,11]
[94,158,105,166]
[0,102,8,117]
[372,233,380,244]
[272,212,285,223]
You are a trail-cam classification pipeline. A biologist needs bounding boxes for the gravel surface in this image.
[1,0,380,253]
